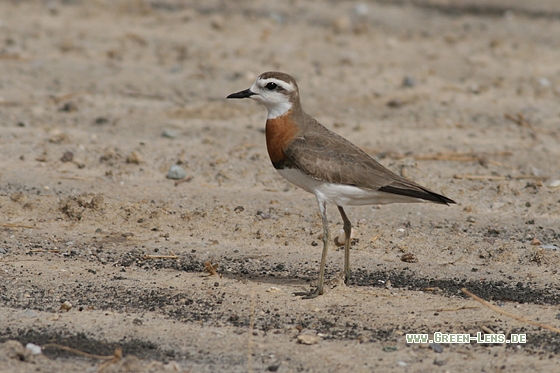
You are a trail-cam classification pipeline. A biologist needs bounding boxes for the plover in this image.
[227,71,455,298]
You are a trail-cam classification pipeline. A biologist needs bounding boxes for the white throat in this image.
[264,101,293,119]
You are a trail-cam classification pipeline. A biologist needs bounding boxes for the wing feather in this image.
[283,116,455,205]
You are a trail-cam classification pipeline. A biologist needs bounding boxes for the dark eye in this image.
[265,82,278,90]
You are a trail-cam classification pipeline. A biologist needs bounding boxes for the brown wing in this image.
[283,117,455,205]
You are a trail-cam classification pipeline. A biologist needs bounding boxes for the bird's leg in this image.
[316,199,329,295]
[295,199,329,298]
[337,205,352,285]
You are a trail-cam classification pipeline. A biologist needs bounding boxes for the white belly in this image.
[277,168,424,206]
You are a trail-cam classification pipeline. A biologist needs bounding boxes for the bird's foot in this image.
[294,286,324,299]
[295,272,351,298]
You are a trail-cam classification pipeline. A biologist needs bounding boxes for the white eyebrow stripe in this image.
[259,78,296,92]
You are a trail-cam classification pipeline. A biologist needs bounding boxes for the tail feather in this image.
[378,185,456,205]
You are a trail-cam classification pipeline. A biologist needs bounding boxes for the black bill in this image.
[226,89,255,99]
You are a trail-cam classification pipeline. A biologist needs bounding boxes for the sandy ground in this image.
[1,0,560,372]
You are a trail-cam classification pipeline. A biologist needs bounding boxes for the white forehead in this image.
[256,77,296,92]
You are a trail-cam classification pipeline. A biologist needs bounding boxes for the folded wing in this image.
[283,117,455,205]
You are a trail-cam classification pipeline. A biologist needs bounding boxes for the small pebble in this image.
[126,151,143,164]
[401,253,418,263]
[269,12,285,25]
[488,227,500,235]
[269,12,284,24]
[60,300,72,311]
[25,343,42,355]
[397,361,408,367]
[548,180,560,187]
[210,15,225,30]
[49,133,69,144]
[20,309,37,318]
[166,165,187,180]
[402,76,416,88]
[164,361,182,371]
[60,151,74,162]
[59,102,77,112]
[538,77,551,87]
[541,244,559,250]
[531,166,544,177]
[466,216,476,223]
[531,238,541,245]
[0,248,7,254]
[162,129,177,139]
[297,334,319,345]
[267,362,281,372]
[429,342,443,353]
[94,117,109,125]
[354,3,369,15]
[386,98,403,108]
[434,358,446,366]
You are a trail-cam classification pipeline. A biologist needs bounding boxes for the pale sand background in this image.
[1,0,560,372]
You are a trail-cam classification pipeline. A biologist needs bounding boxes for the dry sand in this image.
[1,0,560,372]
